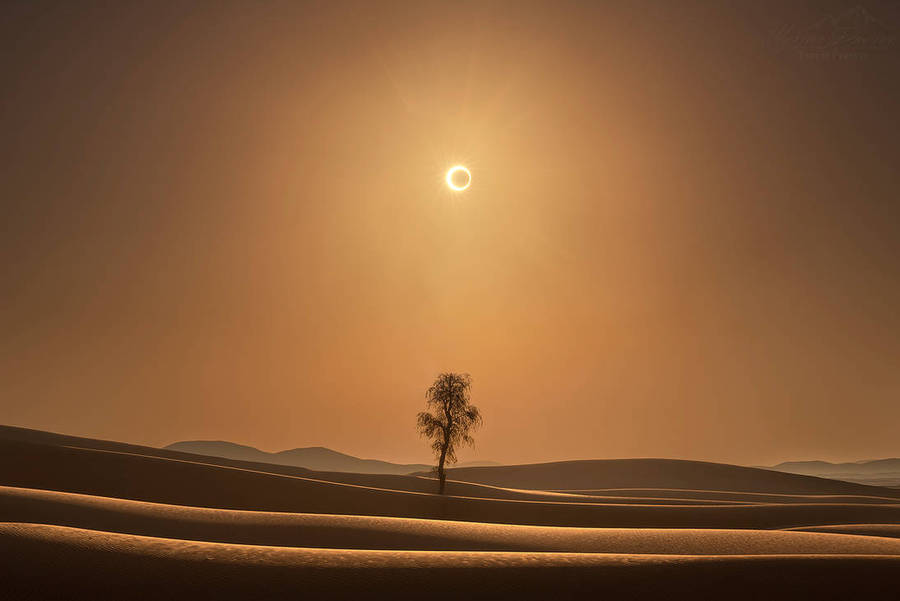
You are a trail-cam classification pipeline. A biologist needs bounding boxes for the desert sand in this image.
[1,426,898,599]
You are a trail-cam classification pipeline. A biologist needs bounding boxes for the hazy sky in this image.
[2,1,898,466]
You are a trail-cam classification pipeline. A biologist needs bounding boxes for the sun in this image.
[445,165,472,191]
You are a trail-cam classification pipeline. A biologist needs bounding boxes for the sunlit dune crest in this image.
[3,523,900,600]
[5,486,900,554]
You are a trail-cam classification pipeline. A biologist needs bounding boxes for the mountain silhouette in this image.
[768,458,900,487]
[165,440,496,474]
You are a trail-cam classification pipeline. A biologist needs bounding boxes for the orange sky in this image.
[2,1,899,466]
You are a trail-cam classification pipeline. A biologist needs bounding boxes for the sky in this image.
[2,0,899,466]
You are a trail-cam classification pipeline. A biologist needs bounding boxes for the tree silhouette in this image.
[417,372,482,494]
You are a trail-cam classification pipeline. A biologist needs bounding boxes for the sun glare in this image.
[445,165,472,191]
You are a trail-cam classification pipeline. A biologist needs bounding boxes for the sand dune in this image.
[0,424,262,469]
[442,458,900,496]
[5,424,897,499]
[2,428,898,599]
[4,485,900,554]
[3,440,900,530]
[3,439,900,530]
[281,472,748,504]
[552,487,900,504]
[0,434,736,506]
[786,524,900,539]
[2,523,898,601]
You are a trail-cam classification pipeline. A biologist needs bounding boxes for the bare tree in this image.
[417,372,482,494]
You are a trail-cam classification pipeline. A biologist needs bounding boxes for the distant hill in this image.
[164,440,494,475]
[767,458,900,488]
[165,441,431,474]
[0,425,491,476]
[771,458,900,475]
[454,460,501,468]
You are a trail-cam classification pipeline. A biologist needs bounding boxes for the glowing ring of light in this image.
[445,165,472,191]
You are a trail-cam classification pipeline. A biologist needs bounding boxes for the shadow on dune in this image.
[1,427,898,600]
[440,459,900,496]
[2,439,900,530]
[4,486,900,554]
[2,523,898,601]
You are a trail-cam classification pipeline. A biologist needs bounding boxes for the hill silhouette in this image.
[5,524,897,601]
[166,440,433,474]
[768,458,900,488]
[165,440,495,474]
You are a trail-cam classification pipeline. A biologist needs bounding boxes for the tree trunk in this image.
[437,443,447,494]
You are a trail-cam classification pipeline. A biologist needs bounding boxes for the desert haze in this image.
[2,0,899,599]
